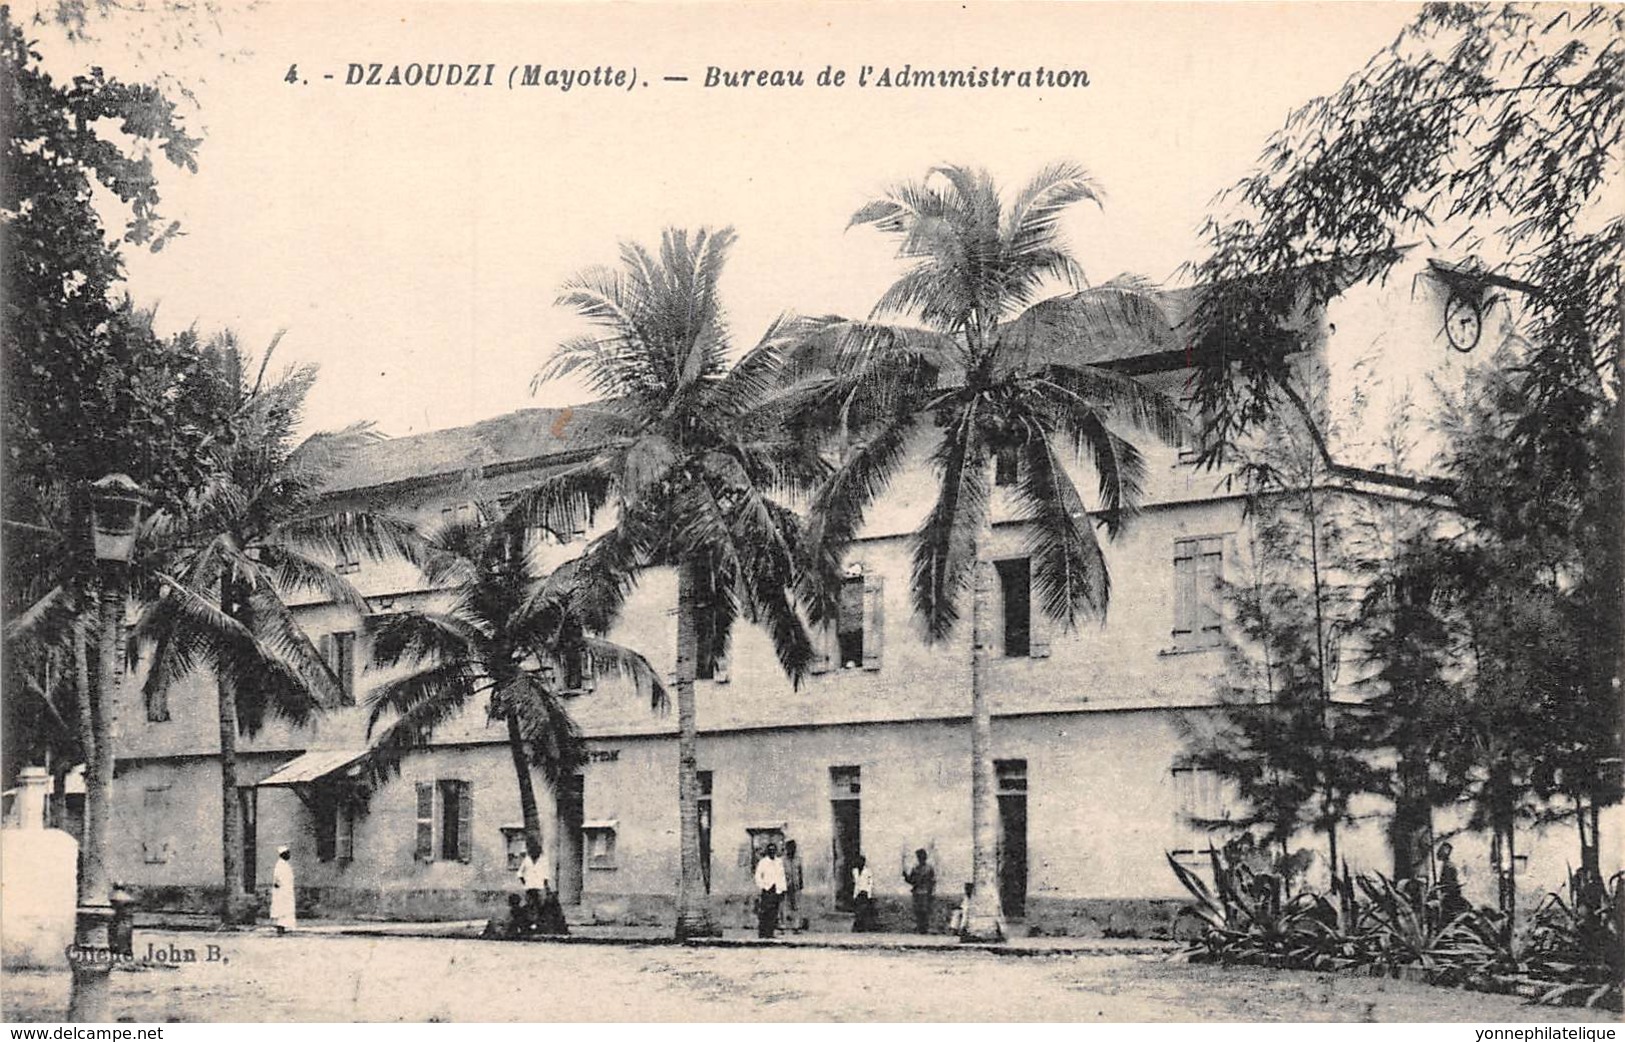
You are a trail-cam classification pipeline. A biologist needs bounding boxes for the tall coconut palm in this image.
[783,164,1189,941]
[135,334,422,925]
[362,507,666,859]
[523,226,826,939]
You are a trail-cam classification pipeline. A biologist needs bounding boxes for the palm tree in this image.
[523,226,826,938]
[135,334,422,925]
[362,506,666,859]
[784,164,1188,940]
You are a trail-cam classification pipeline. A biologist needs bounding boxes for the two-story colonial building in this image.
[104,252,1619,934]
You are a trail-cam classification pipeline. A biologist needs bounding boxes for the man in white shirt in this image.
[754,844,787,939]
[516,840,545,933]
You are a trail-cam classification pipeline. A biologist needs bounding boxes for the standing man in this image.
[270,845,297,933]
[781,839,805,933]
[754,843,787,939]
[516,840,545,933]
[903,848,936,933]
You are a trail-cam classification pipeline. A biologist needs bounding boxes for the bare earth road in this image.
[2,930,1613,1022]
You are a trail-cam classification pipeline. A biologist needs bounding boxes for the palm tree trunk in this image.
[218,577,251,925]
[217,673,250,924]
[962,552,1006,942]
[505,712,545,857]
[69,585,119,1021]
[674,558,718,939]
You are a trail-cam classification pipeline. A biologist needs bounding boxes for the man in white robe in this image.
[270,845,297,932]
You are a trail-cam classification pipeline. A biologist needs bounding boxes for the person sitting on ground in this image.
[484,894,527,940]
[531,880,569,936]
[950,882,1007,940]
[949,882,973,936]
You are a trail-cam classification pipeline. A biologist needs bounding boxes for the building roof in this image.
[322,407,604,494]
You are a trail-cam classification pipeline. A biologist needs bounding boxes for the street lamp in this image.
[69,475,150,1022]
[88,474,149,564]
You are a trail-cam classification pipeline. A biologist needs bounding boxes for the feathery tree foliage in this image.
[782,163,1187,940]
[1184,4,1621,467]
[2,16,214,1014]
[133,334,422,924]
[1184,389,1378,875]
[524,226,826,939]
[1177,0,1621,898]
[364,508,665,859]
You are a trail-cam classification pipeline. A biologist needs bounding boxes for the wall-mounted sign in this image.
[586,749,620,763]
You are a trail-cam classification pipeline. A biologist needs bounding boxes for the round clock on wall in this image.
[1444,292,1483,352]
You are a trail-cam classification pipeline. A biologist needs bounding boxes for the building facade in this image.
[105,256,1620,934]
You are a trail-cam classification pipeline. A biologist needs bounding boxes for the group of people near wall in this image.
[484,841,569,940]
[753,845,977,939]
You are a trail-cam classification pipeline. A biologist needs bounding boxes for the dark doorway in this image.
[239,787,258,893]
[556,774,584,904]
[830,766,861,910]
[698,770,714,894]
[996,759,1028,918]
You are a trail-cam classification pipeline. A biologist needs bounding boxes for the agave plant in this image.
[1520,870,1624,1011]
[1354,873,1512,985]
[1166,845,1352,969]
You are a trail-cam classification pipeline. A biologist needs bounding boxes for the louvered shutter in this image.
[1029,585,1051,659]
[456,782,474,863]
[414,782,434,860]
[862,577,884,670]
[1197,538,1224,634]
[1172,540,1196,636]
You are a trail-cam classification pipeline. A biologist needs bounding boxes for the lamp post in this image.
[68,475,149,1022]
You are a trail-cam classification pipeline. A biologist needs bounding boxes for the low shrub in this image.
[1167,844,1621,1012]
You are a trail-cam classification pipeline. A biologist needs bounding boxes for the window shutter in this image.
[1172,541,1196,635]
[1029,594,1051,659]
[582,651,597,693]
[810,625,831,674]
[862,577,884,670]
[1197,539,1224,633]
[456,782,474,863]
[336,632,356,705]
[414,782,434,860]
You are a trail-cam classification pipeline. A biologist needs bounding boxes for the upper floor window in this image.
[994,448,1021,487]
[1172,536,1225,646]
[813,567,885,674]
[335,549,361,576]
[694,607,722,683]
[995,558,1032,658]
[321,631,357,706]
[440,502,481,528]
[146,671,171,723]
[836,574,865,668]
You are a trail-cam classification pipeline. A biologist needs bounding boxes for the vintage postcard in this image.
[2,0,1620,1026]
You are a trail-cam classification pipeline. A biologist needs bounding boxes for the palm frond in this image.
[910,405,989,641]
[367,608,488,671]
[1016,432,1111,626]
[258,544,370,612]
[577,635,669,712]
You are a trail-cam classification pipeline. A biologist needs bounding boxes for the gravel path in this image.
[3,930,1613,1022]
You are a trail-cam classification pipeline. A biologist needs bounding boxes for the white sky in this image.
[37,0,1420,439]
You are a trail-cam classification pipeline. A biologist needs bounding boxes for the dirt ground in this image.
[2,930,1614,1022]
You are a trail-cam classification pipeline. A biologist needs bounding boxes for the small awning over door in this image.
[258,749,370,788]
